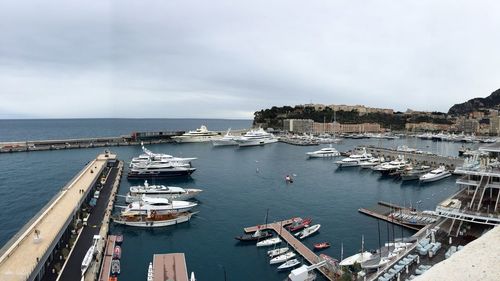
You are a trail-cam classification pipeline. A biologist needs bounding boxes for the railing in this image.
[435,206,500,225]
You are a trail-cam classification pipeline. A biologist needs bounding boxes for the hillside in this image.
[448,88,500,115]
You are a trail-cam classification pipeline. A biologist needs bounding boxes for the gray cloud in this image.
[1,0,500,118]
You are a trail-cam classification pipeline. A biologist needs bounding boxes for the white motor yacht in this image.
[335,148,372,167]
[125,180,203,203]
[128,161,196,179]
[235,128,278,147]
[172,125,221,143]
[359,157,383,168]
[419,166,451,183]
[306,146,340,158]
[120,196,197,216]
[212,128,238,146]
[130,143,197,168]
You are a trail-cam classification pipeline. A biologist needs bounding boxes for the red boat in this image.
[113,246,121,260]
[287,217,312,232]
[314,242,331,250]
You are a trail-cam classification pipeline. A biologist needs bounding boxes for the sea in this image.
[0,119,474,281]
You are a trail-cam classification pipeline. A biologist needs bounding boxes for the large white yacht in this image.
[306,146,340,158]
[212,128,238,146]
[235,128,278,147]
[125,180,203,203]
[172,125,221,143]
[419,166,452,183]
[120,196,198,215]
[335,148,372,167]
[130,143,197,168]
[127,161,196,179]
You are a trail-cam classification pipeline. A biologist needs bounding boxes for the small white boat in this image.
[270,251,296,264]
[256,237,282,247]
[267,247,289,258]
[277,258,301,270]
[419,166,451,183]
[295,224,321,240]
[306,146,340,158]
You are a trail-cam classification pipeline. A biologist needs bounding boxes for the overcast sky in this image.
[1,0,499,119]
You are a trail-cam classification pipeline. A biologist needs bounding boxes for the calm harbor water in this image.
[0,119,467,281]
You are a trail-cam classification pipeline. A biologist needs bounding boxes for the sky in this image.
[1,0,500,119]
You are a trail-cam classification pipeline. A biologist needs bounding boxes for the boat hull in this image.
[172,135,222,143]
[237,138,278,147]
[212,139,238,146]
[125,189,202,203]
[127,168,196,179]
[419,172,451,183]
[112,213,195,228]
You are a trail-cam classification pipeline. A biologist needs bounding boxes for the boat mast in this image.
[265,208,269,229]
[377,219,382,258]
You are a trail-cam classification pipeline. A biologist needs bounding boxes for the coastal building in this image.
[456,118,479,134]
[300,103,394,115]
[405,122,451,132]
[312,122,381,134]
[489,116,500,136]
[283,119,314,133]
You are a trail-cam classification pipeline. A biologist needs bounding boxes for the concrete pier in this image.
[0,153,116,281]
[365,146,464,170]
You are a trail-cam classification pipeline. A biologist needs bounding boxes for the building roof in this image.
[153,253,189,281]
[414,226,500,281]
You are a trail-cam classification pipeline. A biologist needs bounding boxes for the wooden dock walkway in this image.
[358,208,421,231]
[244,219,338,281]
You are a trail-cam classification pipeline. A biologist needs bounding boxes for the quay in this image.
[365,146,464,170]
[244,220,339,281]
[0,129,249,153]
[0,152,118,281]
[57,159,121,281]
[358,201,423,231]
[278,138,319,146]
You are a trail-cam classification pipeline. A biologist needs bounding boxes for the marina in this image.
[243,219,339,281]
[0,120,498,281]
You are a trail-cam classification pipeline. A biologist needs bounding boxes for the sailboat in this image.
[339,235,373,266]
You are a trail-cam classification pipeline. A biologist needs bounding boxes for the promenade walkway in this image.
[0,154,113,281]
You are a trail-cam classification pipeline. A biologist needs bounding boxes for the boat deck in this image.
[244,219,338,281]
